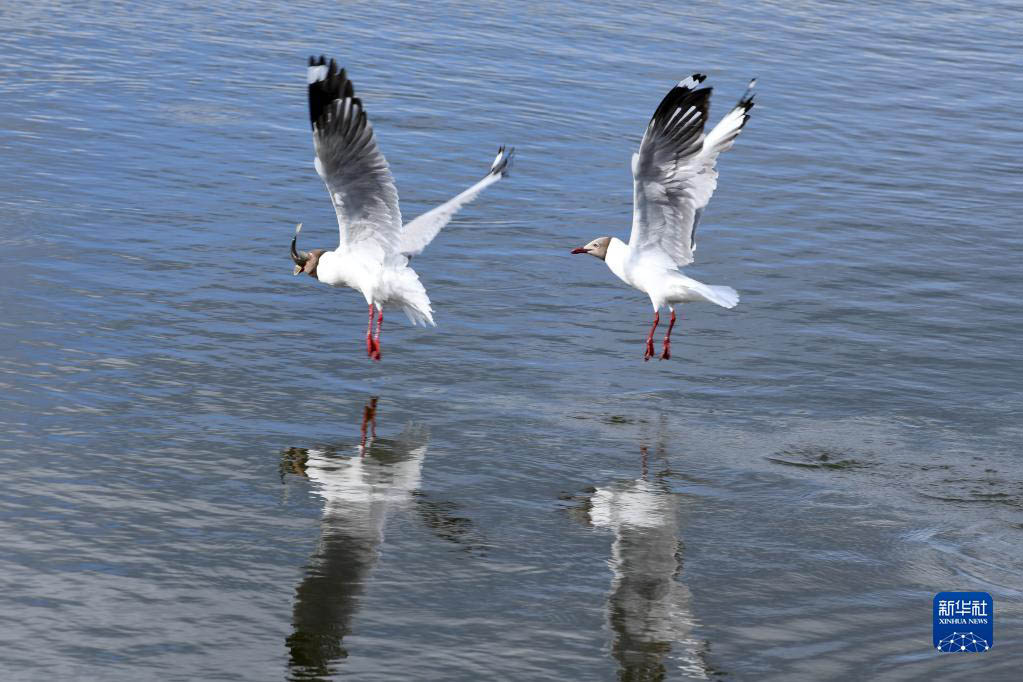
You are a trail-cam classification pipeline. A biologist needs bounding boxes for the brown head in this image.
[290,223,325,277]
[571,236,612,261]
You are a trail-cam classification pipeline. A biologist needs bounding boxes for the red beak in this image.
[570,247,589,254]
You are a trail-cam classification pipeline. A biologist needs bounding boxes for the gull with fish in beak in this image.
[291,56,513,360]
[572,74,755,360]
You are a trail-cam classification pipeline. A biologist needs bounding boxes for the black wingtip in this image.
[677,73,708,91]
[650,79,712,138]
[737,78,757,111]
[307,56,360,131]
[488,146,515,178]
[499,146,515,176]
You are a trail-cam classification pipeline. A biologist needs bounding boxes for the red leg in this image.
[372,310,383,361]
[366,304,375,358]
[661,308,677,360]
[360,397,378,450]
[644,311,659,361]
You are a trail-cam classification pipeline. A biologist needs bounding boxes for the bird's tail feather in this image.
[701,284,740,309]
[402,302,435,327]
[393,268,435,327]
[687,282,744,308]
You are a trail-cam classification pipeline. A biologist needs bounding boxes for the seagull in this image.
[571,74,755,361]
[291,56,513,361]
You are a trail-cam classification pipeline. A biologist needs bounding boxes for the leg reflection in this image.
[360,397,378,450]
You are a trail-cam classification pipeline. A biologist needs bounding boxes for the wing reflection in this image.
[281,399,427,680]
[574,446,713,680]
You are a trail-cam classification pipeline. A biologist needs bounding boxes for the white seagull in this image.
[291,56,513,360]
[571,74,755,361]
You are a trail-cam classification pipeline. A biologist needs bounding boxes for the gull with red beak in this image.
[572,74,754,360]
[292,56,513,360]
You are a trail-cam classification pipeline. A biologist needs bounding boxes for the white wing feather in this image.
[400,147,513,256]
[629,76,755,268]
[308,57,403,263]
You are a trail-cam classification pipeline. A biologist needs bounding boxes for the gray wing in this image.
[400,147,513,257]
[629,75,754,267]
[308,56,402,260]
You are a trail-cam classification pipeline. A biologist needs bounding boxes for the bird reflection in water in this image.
[280,398,478,680]
[566,442,715,680]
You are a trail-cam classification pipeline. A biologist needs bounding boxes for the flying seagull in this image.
[571,74,754,361]
[291,56,513,360]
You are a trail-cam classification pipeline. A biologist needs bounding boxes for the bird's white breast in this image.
[604,238,634,288]
[316,251,365,291]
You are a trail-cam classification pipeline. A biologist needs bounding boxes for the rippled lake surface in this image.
[1,1,1021,679]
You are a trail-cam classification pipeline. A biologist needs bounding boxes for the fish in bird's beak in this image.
[291,222,310,275]
[571,247,589,254]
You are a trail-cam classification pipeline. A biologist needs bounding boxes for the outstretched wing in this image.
[399,147,514,256]
[308,56,402,261]
[628,75,755,267]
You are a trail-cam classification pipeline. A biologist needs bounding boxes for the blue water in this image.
[1,0,1021,679]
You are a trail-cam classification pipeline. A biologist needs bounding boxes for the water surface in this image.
[1,0,1021,679]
